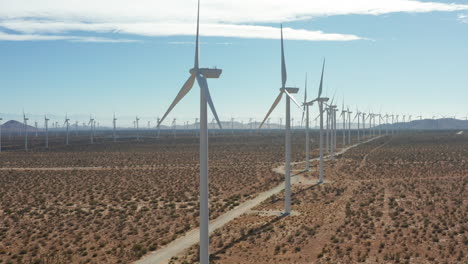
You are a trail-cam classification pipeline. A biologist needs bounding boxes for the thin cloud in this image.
[458,13,468,23]
[0,31,138,42]
[0,0,467,42]
[0,20,364,41]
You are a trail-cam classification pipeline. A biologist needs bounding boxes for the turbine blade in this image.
[313,112,320,121]
[196,74,222,129]
[284,89,303,111]
[159,74,196,126]
[259,92,283,129]
[194,0,200,69]
[318,59,325,98]
[301,74,307,125]
[280,25,287,88]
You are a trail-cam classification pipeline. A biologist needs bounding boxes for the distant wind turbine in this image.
[44,116,50,149]
[113,113,117,142]
[302,73,311,171]
[64,114,70,145]
[347,107,352,145]
[23,112,29,151]
[304,59,328,184]
[258,25,302,215]
[0,117,3,152]
[341,101,346,146]
[88,116,94,144]
[136,116,140,141]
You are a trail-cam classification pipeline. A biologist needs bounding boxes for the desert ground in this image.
[0,130,466,264]
[171,132,467,264]
[0,129,327,264]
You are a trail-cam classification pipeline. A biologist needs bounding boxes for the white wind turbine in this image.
[35,121,38,137]
[301,74,311,171]
[74,121,79,136]
[88,116,94,144]
[156,1,223,262]
[354,109,361,142]
[258,25,302,215]
[347,107,352,145]
[113,113,117,142]
[136,116,140,141]
[231,117,234,135]
[304,59,328,184]
[156,117,161,139]
[64,114,70,145]
[172,118,177,139]
[44,116,50,148]
[0,117,3,153]
[329,104,338,159]
[341,101,347,146]
[23,112,29,151]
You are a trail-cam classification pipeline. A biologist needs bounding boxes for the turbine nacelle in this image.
[304,97,329,106]
[280,87,299,94]
[190,68,222,78]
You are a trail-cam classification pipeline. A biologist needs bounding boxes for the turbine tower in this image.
[341,101,347,146]
[354,109,361,142]
[157,1,223,262]
[301,74,311,171]
[304,59,328,184]
[0,117,3,153]
[136,116,140,141]
[347,107,352,145]
[64,114,70,145]
[172,118,177,139]
[44,116,50,149]
[88,116,94,144]
[157,117,161,139]
[258,25,302,215]
[113,113,117,142]
[23,112,29,151]
[231,117,234,135]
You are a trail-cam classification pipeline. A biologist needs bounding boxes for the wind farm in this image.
[1,0,468,264]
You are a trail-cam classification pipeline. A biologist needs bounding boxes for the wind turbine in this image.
[341,101,346,146]
[258,25,302,215]
[55,121,59,138]
[231,117,235,135]
[156,1,223,262]
[325,105,330,152]
[347,107,352,145]
[88,116,94,144]
[23,112,29,151]
[64,114,70,145]
[329,104,338,159]
[361,112,366,139]
[44,116,50,148]
[157,117,161,139]
[304,59,328,184]
[35,121,38,137]
[302,74,311,171]
[136,116,140,141]
[0,117,3,153]
[172,118,177,139]
[113,113,117,142]
[354,109,361,142]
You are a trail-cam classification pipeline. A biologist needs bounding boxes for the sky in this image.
[1,0,468,127]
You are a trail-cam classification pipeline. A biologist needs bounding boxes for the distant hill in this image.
[378,118,468,130]
[0,120,37,132]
